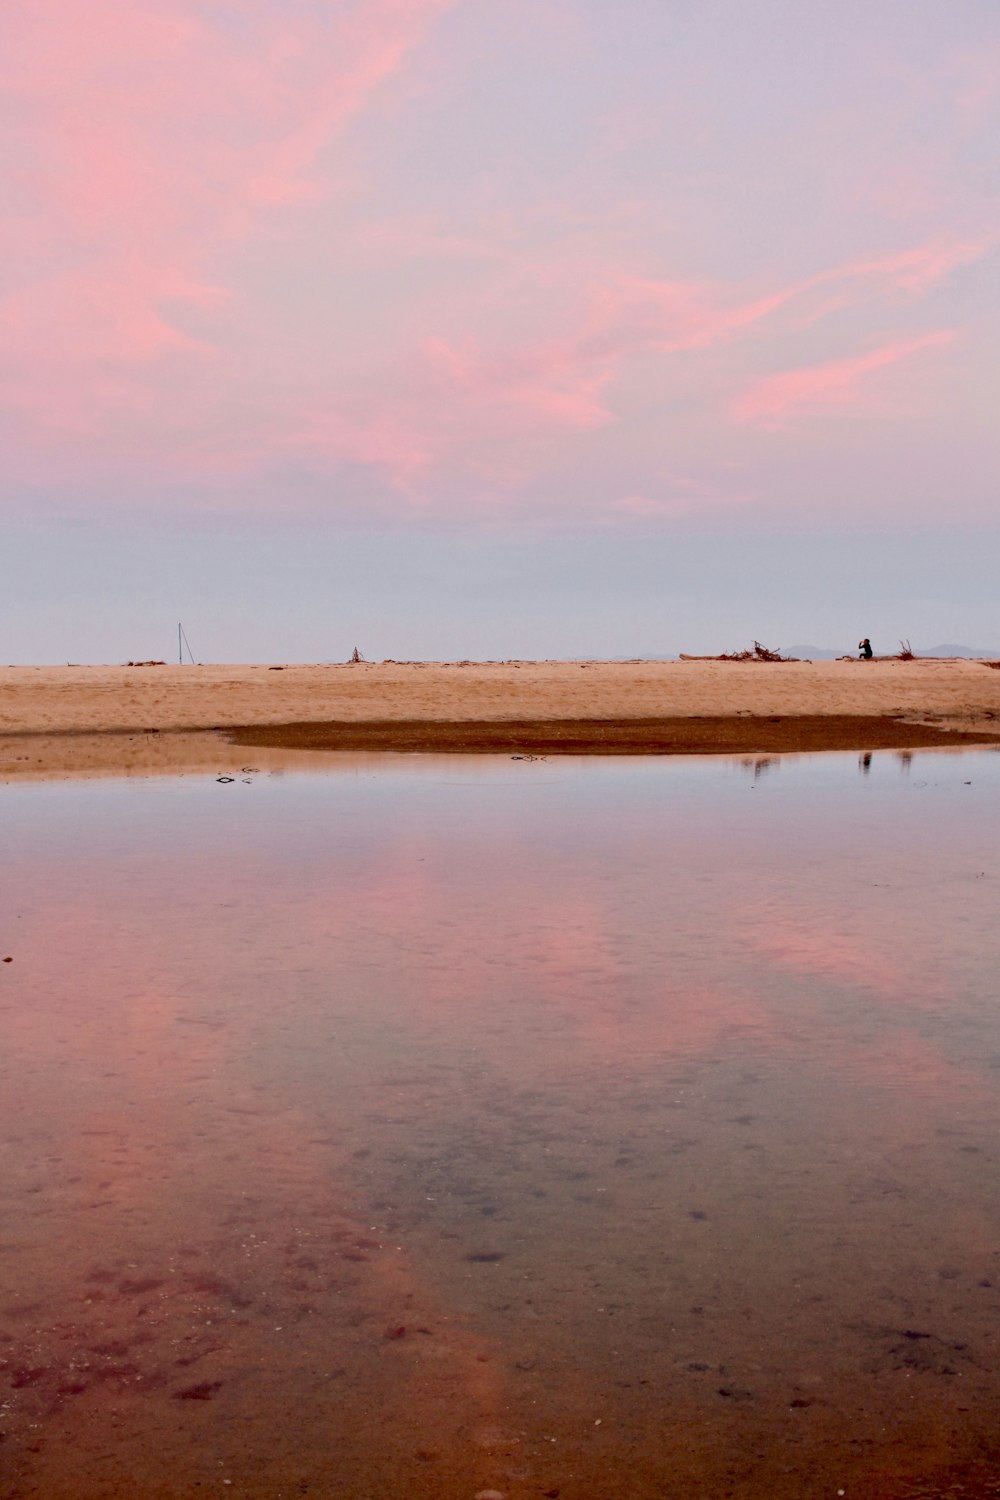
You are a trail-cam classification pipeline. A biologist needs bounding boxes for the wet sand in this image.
[228,713,1000,755]
[2,659,999,777]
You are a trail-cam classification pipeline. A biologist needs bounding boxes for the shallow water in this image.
[2,749,1000,1499]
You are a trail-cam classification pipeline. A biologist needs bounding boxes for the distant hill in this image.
[919,644,1000,659]
[785,643,999,661]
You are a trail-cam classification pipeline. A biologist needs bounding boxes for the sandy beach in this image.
[2,658,999,779]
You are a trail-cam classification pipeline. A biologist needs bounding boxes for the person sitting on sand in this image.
[858,638,873,659]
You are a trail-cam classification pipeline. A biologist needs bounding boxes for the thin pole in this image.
[179,623,197,665]
[178,623,182,664]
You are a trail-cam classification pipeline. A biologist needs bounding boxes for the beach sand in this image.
[2,658,999,778]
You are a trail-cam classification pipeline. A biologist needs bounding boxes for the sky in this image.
[3,0,999,662]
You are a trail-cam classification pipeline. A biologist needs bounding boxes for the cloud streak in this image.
[732,330,959,429]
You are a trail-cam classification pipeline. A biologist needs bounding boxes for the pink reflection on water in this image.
[742,917,905,998]
[3,756,1000,1498]
[733,876,1000,1111]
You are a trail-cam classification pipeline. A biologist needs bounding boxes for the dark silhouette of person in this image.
[859,638,873,659]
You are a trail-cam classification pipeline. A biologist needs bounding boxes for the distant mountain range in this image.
[784,644,999,661]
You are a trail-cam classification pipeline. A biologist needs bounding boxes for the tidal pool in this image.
[2,749,1000,1499]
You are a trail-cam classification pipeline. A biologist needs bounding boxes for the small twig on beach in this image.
[896,639,915,660]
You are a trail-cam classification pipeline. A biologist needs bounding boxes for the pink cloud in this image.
[459,234,991,432]
[254,229,984,508]
[422,333,618,430]
[278,314,621,498]
[247,0,460,206]
[731,330,960,429]
[800,238,995,309]
[2,2,996,522]
[1,0,457,371]
[613,236,993,353]
[282,237,982,494]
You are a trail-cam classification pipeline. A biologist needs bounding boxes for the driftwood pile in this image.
[719,641,796,662]
[680,642,798,662]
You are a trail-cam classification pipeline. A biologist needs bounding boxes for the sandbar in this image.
[1,659,999,778]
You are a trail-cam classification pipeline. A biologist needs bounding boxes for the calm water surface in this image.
[2,750,1000,1499]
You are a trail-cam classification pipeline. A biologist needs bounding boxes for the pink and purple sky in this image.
[3,0,998,661]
